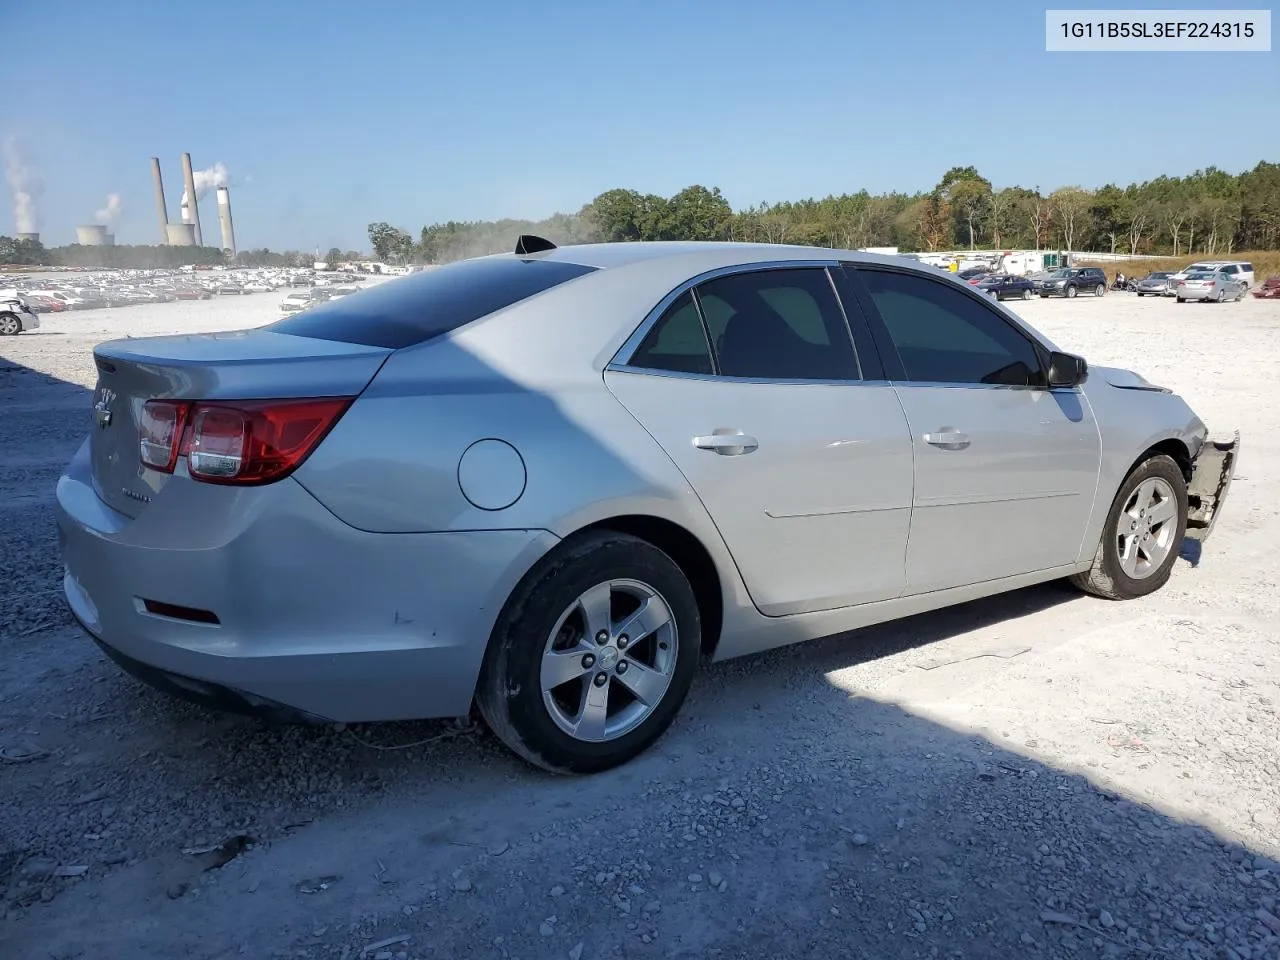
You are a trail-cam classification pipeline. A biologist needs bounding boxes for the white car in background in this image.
[243,282,273,293]
[1169,260,1255,291]
[279,291,312,313]
[0,294,40,334]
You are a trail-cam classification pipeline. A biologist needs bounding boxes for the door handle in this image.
[923,429,970,449]
[693,432,759,455]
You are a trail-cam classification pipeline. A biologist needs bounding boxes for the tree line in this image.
[5,160,1274,270]
[369,160,1279,264]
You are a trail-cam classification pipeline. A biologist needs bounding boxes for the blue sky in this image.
[6,0,1277,251]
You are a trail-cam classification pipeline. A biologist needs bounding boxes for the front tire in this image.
[476,531,700,774]
[0,313,19,335]
[1066,285,1078,298]
[1070,454,1188,600]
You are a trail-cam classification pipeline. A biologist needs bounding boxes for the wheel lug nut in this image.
[617,661,629,675]
[595,631,608,645]
[593,673,608,687]
[618,635,629,649]
[582,654,595,668]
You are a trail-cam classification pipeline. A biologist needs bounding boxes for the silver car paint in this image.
[91,329,391,518]
[58,241,1221,723]
[57,437,557,721]
[1175,271,1248,302]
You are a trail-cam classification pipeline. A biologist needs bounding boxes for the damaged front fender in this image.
[1185,430,1240,542]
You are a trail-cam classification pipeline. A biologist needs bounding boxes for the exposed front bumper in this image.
[56,438,558,722]
[1186,431,1240,542]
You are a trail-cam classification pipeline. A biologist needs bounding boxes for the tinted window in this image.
[694,268,859,380]
[858,269,1044,386]
[265,257,597,348]
[629,291,713,375]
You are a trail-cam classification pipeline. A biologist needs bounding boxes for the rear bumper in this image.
[1186,431,1240,542]
[56,438,558,722]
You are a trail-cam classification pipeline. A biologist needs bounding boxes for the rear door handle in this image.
[923,429,970,449]
[693,432,759,455]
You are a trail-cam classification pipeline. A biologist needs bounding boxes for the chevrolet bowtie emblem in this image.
[93,400,113,429]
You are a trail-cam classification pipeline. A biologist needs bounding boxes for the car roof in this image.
[474,240,924,275]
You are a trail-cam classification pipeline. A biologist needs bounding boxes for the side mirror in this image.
[1047,351,1088,388]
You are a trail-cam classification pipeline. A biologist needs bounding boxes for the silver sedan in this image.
[57,240,1241,773]
[1175,269,1248,303]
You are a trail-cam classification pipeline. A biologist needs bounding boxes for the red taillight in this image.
[139,400,190,472]
[139,397,351,484]
[182,397,353,485]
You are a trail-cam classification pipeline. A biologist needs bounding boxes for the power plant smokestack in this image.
[216,186,236,255]
[180,152,202,246]
[16,231,39,244]
[151,157,169,245]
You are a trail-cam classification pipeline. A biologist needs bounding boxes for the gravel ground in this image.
[2,289,1279,960]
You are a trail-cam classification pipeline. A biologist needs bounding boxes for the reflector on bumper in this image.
[1186,431,1240,542]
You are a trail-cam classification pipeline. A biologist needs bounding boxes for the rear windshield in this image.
[265,257,597,348]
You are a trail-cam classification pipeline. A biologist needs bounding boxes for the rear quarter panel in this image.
[292,260,740,544]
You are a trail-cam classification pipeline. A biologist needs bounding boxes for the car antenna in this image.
[515,234,557,256]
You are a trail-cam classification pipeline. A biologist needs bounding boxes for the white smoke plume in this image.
[94,192,122,226]
[180,162,230,207]
[3,135,44,233]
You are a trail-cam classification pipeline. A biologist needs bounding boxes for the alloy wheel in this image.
[1115,477,1178,580]
[540,579,679,743]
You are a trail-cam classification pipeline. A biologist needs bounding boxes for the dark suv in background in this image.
[1036,267,1107,298]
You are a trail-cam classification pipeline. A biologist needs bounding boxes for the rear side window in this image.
[695,268,859,380]
[629,291,714,375]
[265,257,597,348]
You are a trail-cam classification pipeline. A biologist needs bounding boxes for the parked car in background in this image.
[0,294,40,334]
[1170,260,1255,290]
[975,273,1036,300]
[278,291,312,313]
[23,294,66,313]
[1251,276,1280,299]
[1036,267,1108,298]
[174,288,211,300]
[243,281,272,293]
[1175,268,1248,303]
[57,239,1240,773]
[1134,272,1175,297]
[216,284,243,296]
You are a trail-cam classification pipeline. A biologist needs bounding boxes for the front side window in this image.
[857,268,1044,387]
[628,291,713,375]
[694,268,859,380]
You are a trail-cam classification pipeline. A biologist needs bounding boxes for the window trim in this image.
[843,262,1057,391]
[609,260,869,385]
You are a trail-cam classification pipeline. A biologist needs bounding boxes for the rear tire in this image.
[1022,287,1032,300]
[1176,297,1185,303]
[476,531,700,774]
[1070,454,1188,601]
[1095,283,1106,296]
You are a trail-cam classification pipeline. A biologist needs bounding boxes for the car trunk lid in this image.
[89,328,391,518]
